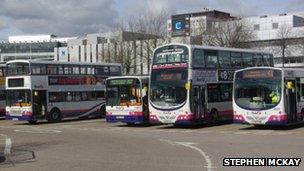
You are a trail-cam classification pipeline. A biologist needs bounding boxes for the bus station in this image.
[1,1,304,171]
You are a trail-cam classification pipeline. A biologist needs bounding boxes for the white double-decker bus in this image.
[0,63,5,118]
[5,60,122,124]
[105,76,149,125]
[233,67,304,125]
[149,43,273,125]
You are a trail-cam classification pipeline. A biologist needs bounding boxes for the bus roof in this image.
[155,43,272,55]
[6,60,122,67]
[236,66,304,72]
[106,75,149,80]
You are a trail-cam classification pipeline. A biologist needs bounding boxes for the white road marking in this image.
[0,134,12,155]
[4,138,12,155]
[14,128,61,134]
[234,131,251,135]
[160,139,215,171]
[251,130,273,135]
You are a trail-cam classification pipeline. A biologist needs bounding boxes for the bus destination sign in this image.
[108,79,134,85]
[243,70,274,79]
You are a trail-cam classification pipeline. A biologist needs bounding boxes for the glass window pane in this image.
[220,83,232,101]
[87,67,92,74]
[80,67,86,74]
[218,51,231,68]
[263,54,272,66]
[192,49,205,67]
[253,54,263,66]
[81,92,88,101]
[205,51,218,68]
[47,65,57,74]
[73,92,81,101]
[243,53,253,67]
[58,66,64,75]
[64,66,72,75]
[73,66,79,75]
[66,92,72,101]
[207,84,220,102]
[231,52,242,68]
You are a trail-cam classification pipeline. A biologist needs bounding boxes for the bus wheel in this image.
[211,109,219,123]
[28,120,37,124]
[48,109,62,123]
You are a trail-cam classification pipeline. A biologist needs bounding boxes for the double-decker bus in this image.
[5,60,122,124]
[233,67,304,125]
[105,76,149,125]
[149,43,273,125]
[0,63,5,118]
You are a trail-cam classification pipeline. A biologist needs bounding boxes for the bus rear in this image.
[106,76,149,124]
[233,68,286,125]
[5,61,38,122]
[0,64,6,117]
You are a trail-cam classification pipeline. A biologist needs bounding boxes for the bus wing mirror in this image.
[185,81,191,90]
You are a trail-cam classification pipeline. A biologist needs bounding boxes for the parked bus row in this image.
[105,44,304,127]
[3,43,304,127]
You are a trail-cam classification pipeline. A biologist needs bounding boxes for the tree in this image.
[202,20,254,48]
[108,8,168,75]
[275,24,293,67]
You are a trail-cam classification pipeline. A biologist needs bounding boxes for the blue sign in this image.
[58,47,68,61]
[175,21,183,30]
[174,21,184,30]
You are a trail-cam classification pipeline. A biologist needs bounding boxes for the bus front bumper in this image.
[5,115,33,121]
[106,115,146,124]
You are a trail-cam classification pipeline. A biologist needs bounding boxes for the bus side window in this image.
[253,54,263,66]
[220,83,233,101]
[300,79,304,101]
[66,92,72,101]
[80,67,86,75]
[218,51,231,68]
[192,49,205,67]
[96,91,105,100]
[207,84,220,102]
[205,51,218,68]
[243,53,253,67]
[231,52,242,68]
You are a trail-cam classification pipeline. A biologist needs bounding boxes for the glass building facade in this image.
[0,42,67,61]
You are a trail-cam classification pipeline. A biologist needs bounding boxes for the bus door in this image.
[200,86,207,119]
[142,84,149,120]
[32,90,47,117]
[192,86,206,119]
[285,80,297,123]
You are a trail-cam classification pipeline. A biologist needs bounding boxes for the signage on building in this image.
[171,14,191,37]
[58,47,68,61]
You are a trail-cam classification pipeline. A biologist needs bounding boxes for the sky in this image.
[0,0,304,40]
